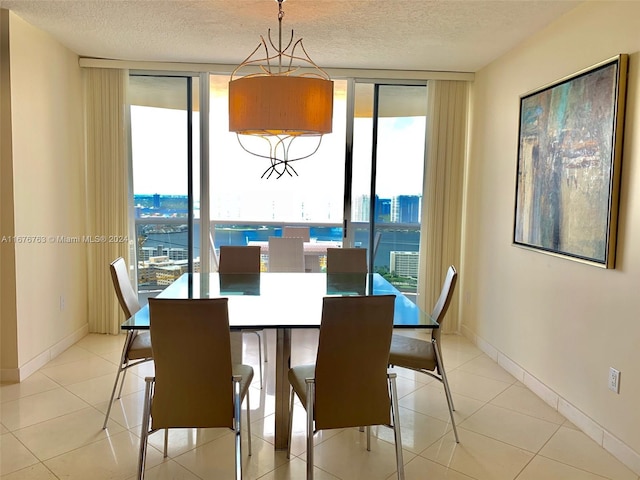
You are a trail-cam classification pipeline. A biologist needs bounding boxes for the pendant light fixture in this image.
[228,0,334,179]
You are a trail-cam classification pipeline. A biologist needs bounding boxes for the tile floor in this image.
[1,330,637,480]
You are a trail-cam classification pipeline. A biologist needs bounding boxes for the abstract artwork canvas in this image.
[513,55,628,268]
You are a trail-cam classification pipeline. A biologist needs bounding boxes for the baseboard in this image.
[0,323,89,383]
[459,324,640,476]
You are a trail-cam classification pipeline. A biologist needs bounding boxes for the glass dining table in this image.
[122,272,438,450]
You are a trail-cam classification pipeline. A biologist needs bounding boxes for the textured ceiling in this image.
[0,0,581,72]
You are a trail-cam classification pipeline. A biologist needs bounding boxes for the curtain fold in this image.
[418,80,469,333]
[85,68,130,334]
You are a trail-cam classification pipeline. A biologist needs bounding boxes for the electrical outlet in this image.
[608,367,620,393]
[59,296,65,312]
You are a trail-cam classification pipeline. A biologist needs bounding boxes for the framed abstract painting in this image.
[513,55,628,268]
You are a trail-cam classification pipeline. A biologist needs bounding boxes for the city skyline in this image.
[134,192,422,224]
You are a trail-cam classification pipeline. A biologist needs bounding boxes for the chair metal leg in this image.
[246,387,252,456]
[102,365,123,429]
[262,330,268,362]
[163,429,168,457]
[256,332,263,389]
[249,331,264,389]
[286,387,295,459]
[233,376,243,480]
[306,379,315,480]
[117,368,128,399]
[137,377,154,480]
[433,339,459,443]
[388,373,405,480]
[360,425,371,449]
[103,331,134,429]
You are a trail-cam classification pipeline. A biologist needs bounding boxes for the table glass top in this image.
[122,272,437,330]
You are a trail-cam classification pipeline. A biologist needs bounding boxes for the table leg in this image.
[274,327,292,450]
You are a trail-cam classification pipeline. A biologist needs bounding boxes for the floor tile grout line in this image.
[434,424,537,457]
[485,394,568,427]
[2,460,63,480]
[533,451,616,480]
[396,383,487,424]
[45,342,120,369]
[0,373,66,406]
[1,429,43,476]
[452,418,563,457]
[409,453,484,480]
[56,427,136,462]
[533,432,627,480]
[453,366,520,386]
[1,391,95,434]
[414,430,533,480]
[512,453,538,480]
[462,396,566,429]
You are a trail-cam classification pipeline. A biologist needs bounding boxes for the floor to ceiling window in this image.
[128,75,200,300]
[127,72,427,297]
[350,83,428,298]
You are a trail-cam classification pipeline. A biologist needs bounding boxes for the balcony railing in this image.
[134,218,421,298]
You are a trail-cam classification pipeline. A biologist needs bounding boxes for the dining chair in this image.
[268,236,305,272]
[283,227,317,271]
[287,295,405,480]
[219,245,262,274]
[218,245,266,388]
[103,257,153,429]
[138,298,253,480]
[326,247,380,441]
[388,265,460,443]
[326,247,368,273]
[282,226,310,242]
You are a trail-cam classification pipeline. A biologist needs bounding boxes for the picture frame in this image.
[513,54,628,268]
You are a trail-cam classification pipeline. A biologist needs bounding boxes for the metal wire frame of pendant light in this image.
[228,0,334,179]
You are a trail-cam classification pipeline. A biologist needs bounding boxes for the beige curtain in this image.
[85,68,130,334]
[418,80,469,333]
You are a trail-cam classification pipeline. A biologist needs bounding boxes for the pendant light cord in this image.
[277,0,284,73]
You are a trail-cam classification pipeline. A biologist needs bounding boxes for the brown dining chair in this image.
[287,295,404,480]
[218,245,266,388]
[389,265,460,443]
[138,298,253,480]
[103,257,153,429]
[326,247,368,273]
[219,245,262,274]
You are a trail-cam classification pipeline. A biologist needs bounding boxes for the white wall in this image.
[463,1,640,471]
[2,12,88,380]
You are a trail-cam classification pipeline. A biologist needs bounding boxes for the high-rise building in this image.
[353,195,393,223]
[391,195,421,223]
[390,251,419,278]
[375,197,392,222]
[166,248,188,261]
[140,246,187,261]
[352,194,370,222]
